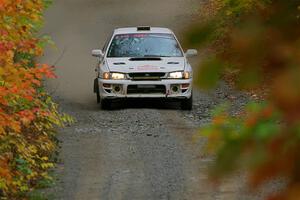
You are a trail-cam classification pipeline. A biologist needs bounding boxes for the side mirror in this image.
[185,49,198,58]
[92,49,104,58]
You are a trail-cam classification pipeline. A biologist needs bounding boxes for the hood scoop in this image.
[113,62,126,65]
[129,57,162,61]
[167,62,180,64]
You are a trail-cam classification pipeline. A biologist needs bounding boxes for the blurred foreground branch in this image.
[186,0,300,199]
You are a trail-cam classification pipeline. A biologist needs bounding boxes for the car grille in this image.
[127,85,166,94]
[128,72,166,80]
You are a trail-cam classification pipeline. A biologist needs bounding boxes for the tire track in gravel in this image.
[52,103,203,200]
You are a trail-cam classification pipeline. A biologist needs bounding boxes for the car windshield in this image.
[107,33,183,58]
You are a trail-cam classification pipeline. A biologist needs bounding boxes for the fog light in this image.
[113,85,122,93]
[171,85,179,93]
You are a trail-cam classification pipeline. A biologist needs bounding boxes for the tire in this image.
[96,92,100,104]
[100,99,112,110]
[181,95,193,110]
[94,78,100,104]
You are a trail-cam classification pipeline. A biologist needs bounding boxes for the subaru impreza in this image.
[92,26,197,110]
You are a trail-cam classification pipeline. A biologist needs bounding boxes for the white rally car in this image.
[92,26,197,110]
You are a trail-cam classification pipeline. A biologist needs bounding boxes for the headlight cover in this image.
[168,71,191,79]
[102,72,126,80]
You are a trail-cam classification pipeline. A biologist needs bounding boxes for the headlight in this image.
[169,71,183,79]
[168,71,191,79]
[102,72,126,80]
[111,73,125,80]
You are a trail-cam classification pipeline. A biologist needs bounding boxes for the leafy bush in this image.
[187,0,300,199]
[0,0,72,198]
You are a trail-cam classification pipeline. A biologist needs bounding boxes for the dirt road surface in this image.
[41,0,263,199]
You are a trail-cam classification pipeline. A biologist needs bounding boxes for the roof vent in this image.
[137,26,151,31]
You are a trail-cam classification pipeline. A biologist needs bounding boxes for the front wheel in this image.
[180,95,193,110]
[94,78,100,104]
[96,91,100,104]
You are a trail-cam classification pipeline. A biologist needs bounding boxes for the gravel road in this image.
[41,0,263,199]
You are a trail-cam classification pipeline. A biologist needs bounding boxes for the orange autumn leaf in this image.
[0,0,72,197]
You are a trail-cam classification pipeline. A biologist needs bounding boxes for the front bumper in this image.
[98,78,192,99]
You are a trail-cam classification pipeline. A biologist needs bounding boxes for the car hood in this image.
[105,57,185,73]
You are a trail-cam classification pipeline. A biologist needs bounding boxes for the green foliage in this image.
[203,102,281,175]
[43,0,53,9]
[188,0,300,199]
[195,57,222,89]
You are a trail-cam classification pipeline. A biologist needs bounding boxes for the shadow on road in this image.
[109,98,183,110]
[58,97,188,112]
